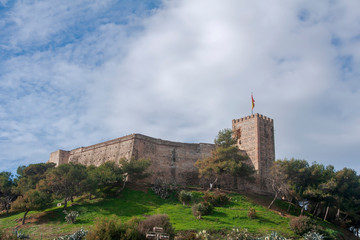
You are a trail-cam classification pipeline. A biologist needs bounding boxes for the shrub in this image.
[289,216,315,236]
[227,228,253,240]
[53,228,88,240]
[0,229,30,240]
[179,190,193,206]
[203,190,229,206]
[152,179,170,199]
[86,217,126,240]
[138,214,175,240]
[247,208,257,219]
[303,232,325,240]
[177,231,197,240]
[196,230,212,240]
[258,231,288,240]
[192,202,214,218]
[124,216,142,240]
[64,210,79,224]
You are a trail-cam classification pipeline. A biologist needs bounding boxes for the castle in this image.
[49,113,275,192]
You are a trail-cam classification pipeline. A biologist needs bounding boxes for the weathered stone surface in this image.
[49,114,275,192]
[232,113,275,191]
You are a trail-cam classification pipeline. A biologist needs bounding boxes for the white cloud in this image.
[0,0,360,173]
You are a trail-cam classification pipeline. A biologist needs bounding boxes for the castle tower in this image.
[232,114,275,187]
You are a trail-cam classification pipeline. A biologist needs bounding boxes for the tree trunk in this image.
[268,191,278,209]
[89,193,92,200]
[22,210,29,225]
[323,202,330,221]
[209,178,218,191]
[336,208,340,220]
[63,198,68,210]
[5,204,9,217]
[312,203,319,215]
[287,197,293,213]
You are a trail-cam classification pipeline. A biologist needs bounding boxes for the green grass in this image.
[0,189,345,239]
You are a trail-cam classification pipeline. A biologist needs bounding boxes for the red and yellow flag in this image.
[251,93,255,110]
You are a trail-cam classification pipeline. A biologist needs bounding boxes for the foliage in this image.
[257,231,288,240]
[0,229,27,240]
[63,210,79,224]
[195,230,212,240]
[179,190,193,206]
[214,128,237,147]
[12,229,29,239]
[303,232,325,240]
[14,162,56,194]
[192,202,214,218]
[86,217,127,240]
[44,163,88,209]
[138,214,175,240]
[289,216,315,236]
[53,227,88,240]
[0,171,16,216]
[247,208,257,219]
[152,179,170,199]
[196,129,255,190]
[203,190,229,207]
[226,227,253,240]
[11,189,51,224]
[0,188,304,239]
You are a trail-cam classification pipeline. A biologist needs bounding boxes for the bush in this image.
[227,228,253,240]
[247,208,257,219]
[258,231,288,240]
[0,229,30,240]
[303,231,325,240]
[138,214,175,240]
[179,191,193,206]
[196,230,212,240]
[192,202,214,218]
[53,228,88,240]
[64,210,79,224]
[289,216,315,236]
[152,179,170,199]
[203,190,229,206]
[124,216,142,240]
[86,218,126,240]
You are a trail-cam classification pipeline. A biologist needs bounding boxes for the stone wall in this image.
[132,134,214,186]
[49,114,274,192]
[232,114,275,189]
[49,134,214,186]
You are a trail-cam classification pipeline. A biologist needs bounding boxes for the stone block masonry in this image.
[49,134,214,186]
[49,114,275,191]
[232,113,275,189]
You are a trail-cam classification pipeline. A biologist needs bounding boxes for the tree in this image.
[14,163,56,195]
[119,158,150,191]
[0,172,16,216]
[45,163,88,210]
[11,189,51,224]
[196,129,255,190]
[267,161,290,209]
[93,158,150,194]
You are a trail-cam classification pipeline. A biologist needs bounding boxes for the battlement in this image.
[232,113,273,123]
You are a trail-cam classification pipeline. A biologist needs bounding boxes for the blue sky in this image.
[0,0,359,174]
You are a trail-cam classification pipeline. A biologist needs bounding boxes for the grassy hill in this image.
[0,187,354,239]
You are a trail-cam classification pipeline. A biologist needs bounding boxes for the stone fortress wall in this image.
[49,114,275,191]
[49,134,214,186]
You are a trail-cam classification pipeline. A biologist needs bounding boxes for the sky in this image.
[0,0,359,174]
